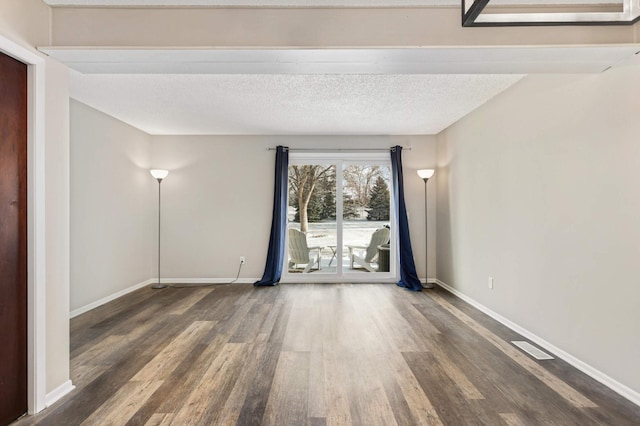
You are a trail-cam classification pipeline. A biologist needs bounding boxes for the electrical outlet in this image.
[240,256,245,264]
[488,277,494,289]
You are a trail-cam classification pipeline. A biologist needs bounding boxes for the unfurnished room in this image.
[1,0,640,425]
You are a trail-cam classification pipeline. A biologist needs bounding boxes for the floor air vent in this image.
[511,341,554,360]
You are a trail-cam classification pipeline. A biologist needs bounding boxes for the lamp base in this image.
[423,282,436,289]
[151,283,168,289]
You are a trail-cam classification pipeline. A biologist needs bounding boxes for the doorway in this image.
[284,153,395,282]
[0,51,28,425]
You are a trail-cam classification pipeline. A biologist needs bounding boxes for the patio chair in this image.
[347,227,391,272]
[288,228,323,273]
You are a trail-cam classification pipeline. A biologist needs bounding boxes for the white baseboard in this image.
[160,278,259,284]
[70,279,154,318]
[434,279,640,407]
[45,380,75,407]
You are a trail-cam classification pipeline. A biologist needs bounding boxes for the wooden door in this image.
[0,51,28,425]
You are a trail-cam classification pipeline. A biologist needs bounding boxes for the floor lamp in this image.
[150,169,169,289]
[417,169,435,289]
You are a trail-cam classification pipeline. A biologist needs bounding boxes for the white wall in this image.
[44,59,71,396]
[70,100,155,311]
[150,135,437,281]
[436,57,640,396]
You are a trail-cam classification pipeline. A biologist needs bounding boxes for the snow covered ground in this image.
[287,220,390,271]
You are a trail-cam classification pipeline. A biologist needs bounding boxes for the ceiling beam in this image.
[39,46,640,75]
[49,7,637,48]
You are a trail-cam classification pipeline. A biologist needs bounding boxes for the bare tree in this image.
[289,165,334,233]
[343,165,383,213]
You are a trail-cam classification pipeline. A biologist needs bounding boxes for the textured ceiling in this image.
[70,72,523,135]
[42,0,620,6]
[52,45,637,135]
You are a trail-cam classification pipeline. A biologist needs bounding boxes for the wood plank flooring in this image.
[13,283,640,425]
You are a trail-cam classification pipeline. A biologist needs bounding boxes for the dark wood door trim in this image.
[0,51,28,426]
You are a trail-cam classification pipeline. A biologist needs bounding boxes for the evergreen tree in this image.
[343,194,359,219]
[318,172,336,220]
[321,189,336,220]
[366,176,390,221]
[307,191,324,222]
[293,189,323,222]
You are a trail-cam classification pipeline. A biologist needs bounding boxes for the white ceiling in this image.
[70,72,524,135]
[44,45,638,135]
[42,0,621,6]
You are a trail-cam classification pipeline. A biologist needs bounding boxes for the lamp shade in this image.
[417,169,435,180]
[150,169,169,180]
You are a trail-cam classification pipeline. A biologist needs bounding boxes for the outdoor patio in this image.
[287,220,390,274]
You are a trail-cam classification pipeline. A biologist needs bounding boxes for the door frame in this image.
[0,35,47,414]
[282,152,398,283]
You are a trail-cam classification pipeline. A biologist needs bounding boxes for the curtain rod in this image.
[267,147,411,152]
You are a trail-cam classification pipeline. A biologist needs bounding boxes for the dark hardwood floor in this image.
[14,283,640,425]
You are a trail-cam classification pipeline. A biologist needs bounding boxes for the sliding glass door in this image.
[284,153,395,282]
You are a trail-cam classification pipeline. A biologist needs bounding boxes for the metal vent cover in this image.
[512,341,554,360]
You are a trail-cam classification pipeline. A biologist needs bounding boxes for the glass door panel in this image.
[287,164,337,275]
[343,164,392,275]
[284,154,394,282]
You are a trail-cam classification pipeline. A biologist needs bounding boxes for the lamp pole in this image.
[417,169,435,289]
[150,169,169,289]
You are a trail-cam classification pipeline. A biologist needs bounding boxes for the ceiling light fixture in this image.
[462,0,640,26]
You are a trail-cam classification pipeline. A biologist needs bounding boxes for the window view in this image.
[286,160,392,278]
[287,165,337,274]
[343,165,391,275]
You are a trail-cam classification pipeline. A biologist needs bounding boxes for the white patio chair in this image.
[347,227,391,272]
[288,228,323,273]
